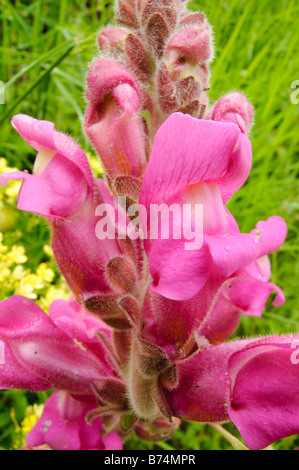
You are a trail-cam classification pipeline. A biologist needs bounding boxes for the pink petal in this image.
[253,216,287,257]
[101,433,123,450]
[140,113,251,207]
[26,392,107,450]
[148,238,212,300]
[11,115,94,189]
[206,232,260,277]
[166,339,256,422]
[49,297,111,345]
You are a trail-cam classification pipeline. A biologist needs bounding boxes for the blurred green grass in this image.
[0,0,299,450]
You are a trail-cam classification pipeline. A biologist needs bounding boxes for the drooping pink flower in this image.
[0,295,113,393]
[26,391,122,451]
[144,215,286,354]
[0,295,123,450]
[166,335,299,450]
[0,115,125,304]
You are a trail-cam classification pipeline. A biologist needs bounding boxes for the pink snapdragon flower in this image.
[0,112,288,438]
[0,115,129,305]
[140,112,287,302]
[1,294,298,450]
[0,295,122,450]
[166,335,299,450]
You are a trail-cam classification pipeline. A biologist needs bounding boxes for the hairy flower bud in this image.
[208,92,254,135]
[166,25,212,66]
[85,58,147,182]
[139,0,180,31]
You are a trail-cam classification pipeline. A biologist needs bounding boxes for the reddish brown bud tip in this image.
[106,256,137,294]
[146,13,169,58]
[115,0,138,28]
[180,11,207,27]
[125,33,152,81]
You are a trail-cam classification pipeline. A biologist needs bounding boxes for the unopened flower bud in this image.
[166,25,213,66]
[209,92,254,134]
[85,58,147,181]
[97,26,129,52]
[139,0,180,31]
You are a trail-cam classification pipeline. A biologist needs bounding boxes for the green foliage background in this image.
[0,0,298,450]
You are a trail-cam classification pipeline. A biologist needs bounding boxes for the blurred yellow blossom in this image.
[38,282,70,312]
[5,180,22,199]
[87,153,104,177]
[6,245,27,264]
[21,404,44,437]
[43,244,53,257]
[37,263,55,283]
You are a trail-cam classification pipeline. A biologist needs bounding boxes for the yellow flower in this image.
[38,283,71,312]
[6,245,27,264]
[37,263,55,283]
[21,404,44,436]
[43,244,53,258]
[87,154,104,177]
[15,274,45,299]
[11,265,27,281]
[5,180,22,199]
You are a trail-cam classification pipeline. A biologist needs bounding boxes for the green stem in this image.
[210,424,249,450]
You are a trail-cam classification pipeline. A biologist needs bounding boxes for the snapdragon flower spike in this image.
[166,335,299,450]
[0,114,123,304]
[140,112,257,300]
[85,58,147,183]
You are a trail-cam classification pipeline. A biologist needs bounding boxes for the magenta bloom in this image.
[167,335,299,450]
[0,115,123,304]
[26,391,122,451]
[0,295,122,450]
[140,113,287,302]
